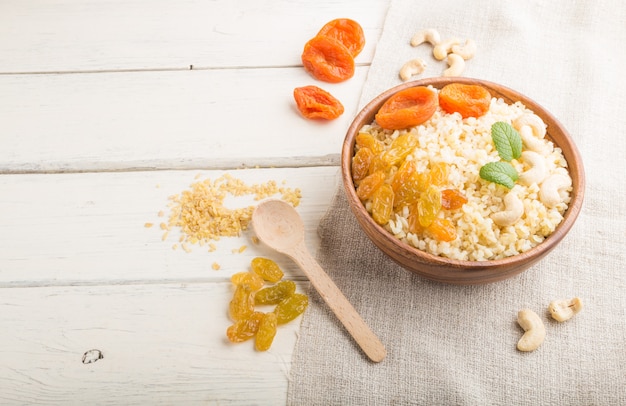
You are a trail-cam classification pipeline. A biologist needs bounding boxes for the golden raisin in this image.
[226,312,264,343]
[355,132,383,154]
[251,257,284,283]
[255,280,297,305]
[274,293,309,324]
[382,133,418,167]
[428,217,457,242]
[356,171,386,200]
[231,271,264,291]
[429,162,449,186]
[418,185,442,228]
[228,283,255,321]
[371,183,394,225]
[352,147,374,183]
[255,312,278,351]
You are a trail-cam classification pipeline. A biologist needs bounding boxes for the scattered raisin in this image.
[255,280,297,306]
[251,257,284,283]
[274,293,309,324]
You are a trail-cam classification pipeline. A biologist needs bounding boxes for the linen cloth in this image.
[288,1,626,404]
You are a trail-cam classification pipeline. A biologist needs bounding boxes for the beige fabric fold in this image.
[288,0,626,404]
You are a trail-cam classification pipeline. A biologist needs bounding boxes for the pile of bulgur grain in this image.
[148,173,301,253]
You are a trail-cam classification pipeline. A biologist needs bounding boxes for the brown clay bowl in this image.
[341,77,585,284]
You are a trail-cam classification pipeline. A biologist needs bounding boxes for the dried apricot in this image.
[301,35,355,83]
[316,18,365,58]
[293,85,344,120]
[438,83,491,118]
[375,86,438,130]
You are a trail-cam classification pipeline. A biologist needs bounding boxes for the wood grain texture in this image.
[0,282,307,405]
[0,0,390,403]
[0,67,367,173]
[0,166,340,286]
[0,0,386,74]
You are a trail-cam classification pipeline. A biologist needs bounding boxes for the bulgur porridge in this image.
[352,86,572,261]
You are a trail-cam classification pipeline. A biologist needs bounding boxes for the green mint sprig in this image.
[479,122,523,189]
[479,162,519,189]
[491,121,522,161]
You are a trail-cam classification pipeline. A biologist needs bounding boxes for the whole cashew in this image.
[513,114,547,139]
[450,39,477,60]
[539,173,572,208]
[519,125,553,156]
[443,53,465,77]
[548,297,583,322]
[433,37,461,60]
[399,58,427,81]
[518,151,548,186]
[410,28,441,47]
[491,189,524,227]
[517,309,546,352]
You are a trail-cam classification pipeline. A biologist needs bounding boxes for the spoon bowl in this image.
[252,199,387,362]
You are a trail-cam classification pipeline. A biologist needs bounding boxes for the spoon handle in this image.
[289,242,387,363]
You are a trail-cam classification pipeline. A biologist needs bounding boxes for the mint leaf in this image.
[491,122,522,162]
[479,161,519,189]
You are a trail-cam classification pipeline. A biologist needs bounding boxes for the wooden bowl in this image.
[341,77,585,284]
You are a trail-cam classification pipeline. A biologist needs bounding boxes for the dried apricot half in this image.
[375,86,438,130]
[317,18,365,58]
[438,83,491,118]
[293,85,344,120]
[301,35,355,83]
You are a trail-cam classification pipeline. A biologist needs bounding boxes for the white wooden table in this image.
[0,1,389,404]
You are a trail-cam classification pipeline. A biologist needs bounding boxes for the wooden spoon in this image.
[252,199,387,362]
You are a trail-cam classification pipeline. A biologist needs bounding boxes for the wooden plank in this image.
[0,66,367,172]
[0,0,387,74]
[0,166,341,286]
[0,281,308,405]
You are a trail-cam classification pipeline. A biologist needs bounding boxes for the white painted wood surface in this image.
[0,0,389,404]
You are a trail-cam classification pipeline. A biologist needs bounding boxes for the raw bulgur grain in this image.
[160,173,301,252]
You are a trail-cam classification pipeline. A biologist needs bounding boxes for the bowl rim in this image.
[341,77,586,271]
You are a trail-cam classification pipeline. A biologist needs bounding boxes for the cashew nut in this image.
[539,173,572,208]
[450,39,477,60]
[517,309,546,352]
[518,151,548,186]
[519,125,553,156]
[548,297,583,322]
[410,28,441,47]
[442,53,465,77]
[513,114,546,139]
[491,189,524,227]
[399,58,427,81]
[433,37,461,60]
